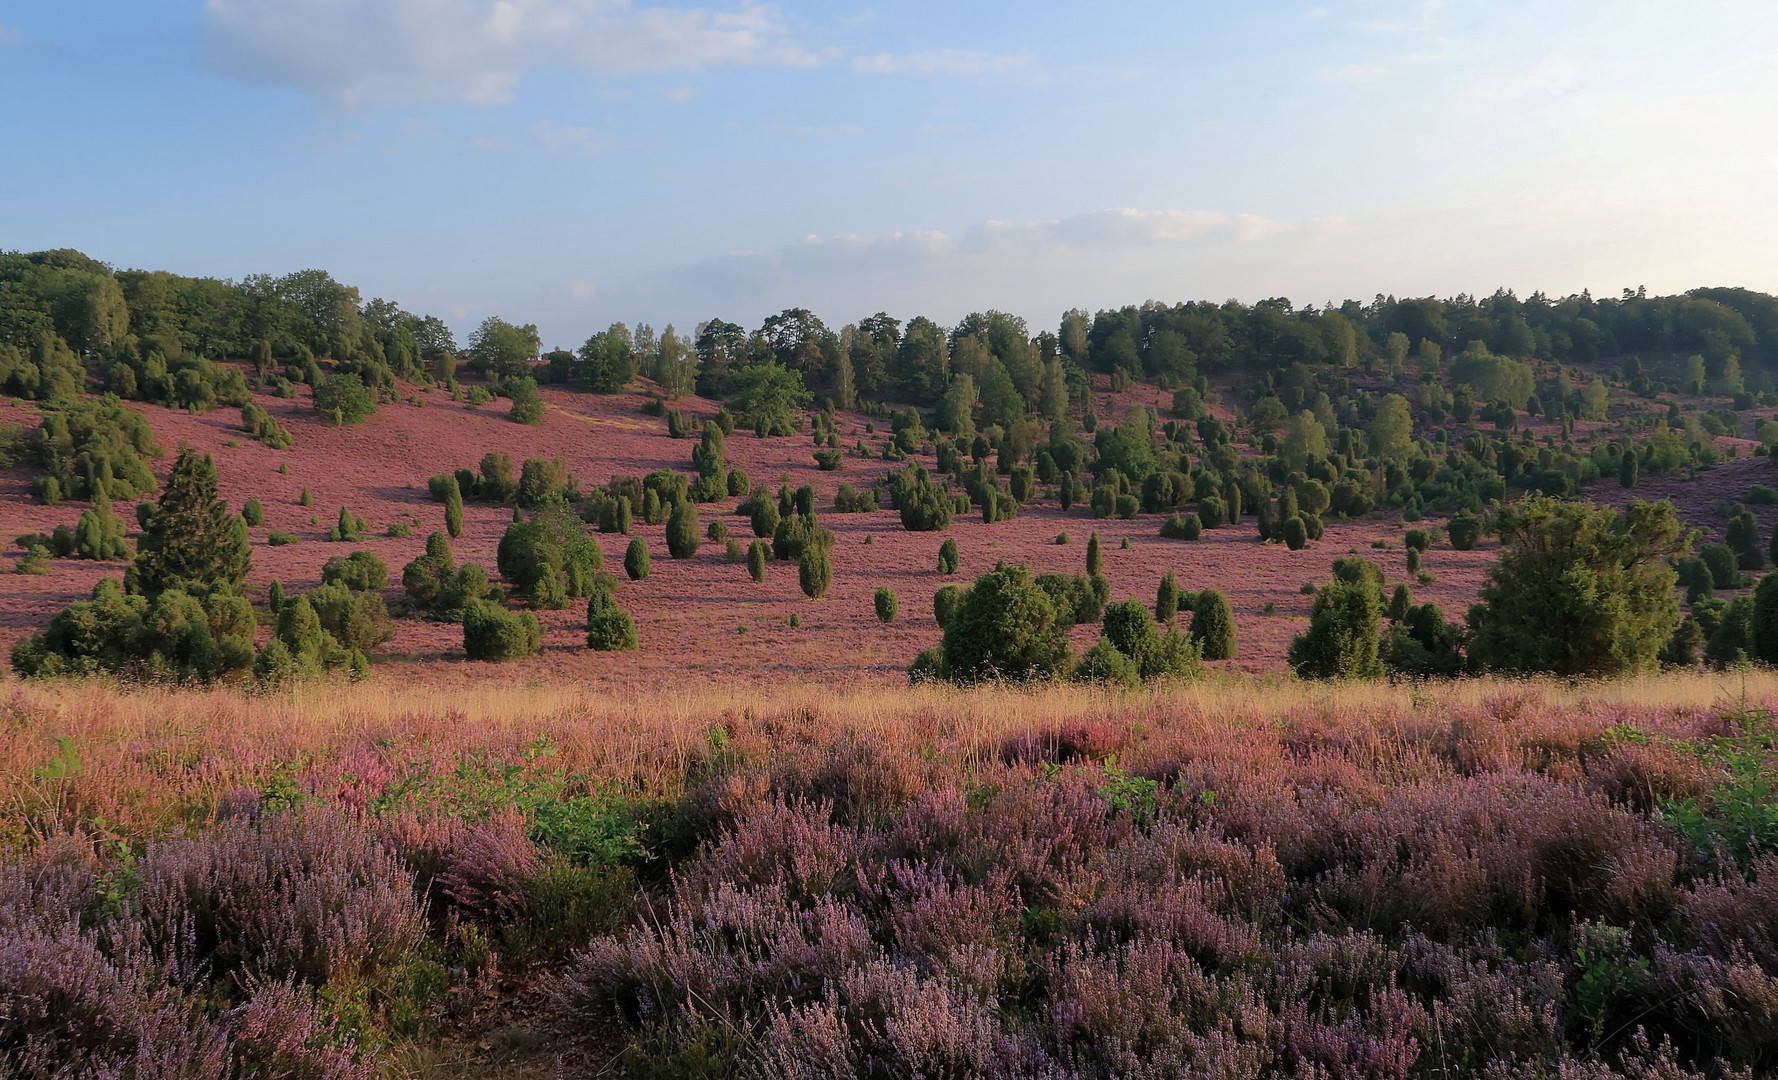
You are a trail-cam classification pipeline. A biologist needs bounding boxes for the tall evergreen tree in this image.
[126,446,250,597]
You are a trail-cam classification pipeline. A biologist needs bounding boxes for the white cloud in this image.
[527,120,599,150]
[1316,63,1386,84]
[201,0,821,106]
[850,48,1032,76]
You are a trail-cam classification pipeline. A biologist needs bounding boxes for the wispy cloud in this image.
[1317,63,1386,84]
[201,0,822,106]
[0,24,20,44]
[850,48,1033,76]
[527,121,599,151]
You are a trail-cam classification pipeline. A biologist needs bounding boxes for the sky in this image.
[3,0,1777,347]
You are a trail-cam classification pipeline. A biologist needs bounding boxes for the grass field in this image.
[4,670,1777,1077]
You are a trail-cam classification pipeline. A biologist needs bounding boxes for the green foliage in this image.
[1086,532,1102,576]
[798,546,832,599]
[1288,580,1383,680]
[874,586,897,622]
[402,533,498,619]
[462,599,542,661]
[1093,599,1201,681]
[313,373,378,425]
[1156,571,1179,623]
[507,375,544,424]
[624,537,650,580]
[1703,594,1755,668]
[27,395,160,505]
[937,537,959,575]
[321,550,388,592]
[1657,701,1778,873]
[934,564,1069,684]
[241,401,293,449]
[308,581,395,653]
[1073,636,1140,687]
[517,457,575,509]
[747,539,768,582]
[444,486,463,538]
[497,504,606,609]
[585,585,638,651]
[126,447,250,598]
[1382,601,1464,676]
[1188,588,1237,661]
[892,464,952,532]
[73,496,131,561]
[731,361,810,436]
[666,500,700,559]
[12,578,257,682]
[1448,511,1482,550]
[241,498,264,527]
[1281,515,1308,550]
[932,583,963,628]
[328,506,367,542]
[1160,512,1202,540]
[1467,496,1687,677]
[1726,505,1764,572]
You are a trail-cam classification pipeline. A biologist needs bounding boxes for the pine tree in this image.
[1189,588,1237,661]
[1086,531,1103,576]
[127,447,250,597]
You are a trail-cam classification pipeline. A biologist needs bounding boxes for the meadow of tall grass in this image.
[3,671,1777,1078]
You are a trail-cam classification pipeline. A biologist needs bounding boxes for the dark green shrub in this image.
[934,565,1069,684]
[813,449,842,470]
[772,513,832,562]
[126,447,250,599]
[1288,580,1383,679]
[1282,515,1308,550]
[242,498,264,527]
[625,537,650,580]
[73,497,129,561]
[1404,529,1431,552]
[1086,532,1102,576]
[518,457,574,508]
[725,539,743,563]
[267,531,299,546]
[1700,543,1740,590]
[1198,496,1226,529]
[1466,496,1685,676]
[313,373,377,424]
[1189,588,1236,661]
[1156,571,1179,623]
[507,376,544,424]
[497,504,605,608]
[666,501,700,559]
[893,466,952,532]
[1448,512,1482,550]
[1160,513,1202,540]
[428,474,458,502]
[327,507,366,542]
[320,550,388,592]
[463,600,541,661]
[874,587,897,622]
[933,584,963,627]
[727,468,751,497]
[445,487,464,538]
[747,539,768,582]
[585,586,638,651]
[937,537,959,575]
[308,582,395,652]
[1726,506,1764,571]
[706,519,728,544]
[1406,548,1422,574]
[1072,636,1140,687]
[798,546,832,599]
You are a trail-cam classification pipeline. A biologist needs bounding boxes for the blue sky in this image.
[3,0,1776,347]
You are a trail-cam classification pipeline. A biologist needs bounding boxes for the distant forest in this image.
[5,247,1777,417]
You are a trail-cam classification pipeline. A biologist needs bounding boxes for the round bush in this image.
[933,584,962,627]
[1189,588,1237,661]
[585,588,638,651]
[241,498,264,527]
[1198,495,1227,529]
[624,537,650,581]
[938,537,959,575]
[463,600,542,661]
[874,586,897,622]
[1282,515,1308,550]
[1448,512,1482,551]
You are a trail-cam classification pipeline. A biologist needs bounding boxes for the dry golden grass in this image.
[7,667,1774,841]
